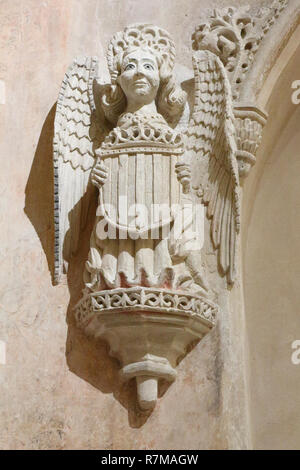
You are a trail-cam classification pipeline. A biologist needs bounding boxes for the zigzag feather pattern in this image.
[186,50,241,284]
[55,56,103,171]
[53,56,104,284]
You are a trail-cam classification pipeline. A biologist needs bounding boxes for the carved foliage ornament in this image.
[52,7,285,408]
[192,0,288,100]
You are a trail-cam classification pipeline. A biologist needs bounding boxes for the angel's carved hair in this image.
[101,49,187,127]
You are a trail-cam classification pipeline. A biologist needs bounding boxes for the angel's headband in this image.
[107,23,176,83]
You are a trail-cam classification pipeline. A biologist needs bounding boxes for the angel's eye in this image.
[144,63,154,70]
[125,63,135,71]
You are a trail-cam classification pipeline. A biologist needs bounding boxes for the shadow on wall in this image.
[24,104,57,282]
[65,213,175,427]
[24,107,170,427]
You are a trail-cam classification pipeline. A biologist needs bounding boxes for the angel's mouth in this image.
[133,80,148,86]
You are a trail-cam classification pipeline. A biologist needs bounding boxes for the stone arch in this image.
[241,1,300,449]
[239,0,300,104]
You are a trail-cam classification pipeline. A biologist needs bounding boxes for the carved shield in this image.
[98,146,183,236]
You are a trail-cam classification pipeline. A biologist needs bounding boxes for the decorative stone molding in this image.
[75,287,217,325]
[101,123,184,149]
[240,0,300,104]
[75,287,216,410]
[191,3,289,181]
[233,105,268,178]
[192,1,288,101]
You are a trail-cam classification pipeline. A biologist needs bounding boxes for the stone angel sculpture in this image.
[53,23,239,410]
[54,23,239,290]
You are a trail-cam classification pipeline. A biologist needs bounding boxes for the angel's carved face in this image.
[117,49,160,107]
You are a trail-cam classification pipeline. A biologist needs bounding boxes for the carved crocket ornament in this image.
[53,20,267,411]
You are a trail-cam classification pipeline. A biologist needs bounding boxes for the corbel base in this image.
[75,287,217,410]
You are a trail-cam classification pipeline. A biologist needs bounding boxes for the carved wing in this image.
[53,56,107,284]
[186,50,240,284]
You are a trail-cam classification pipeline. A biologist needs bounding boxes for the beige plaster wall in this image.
[242,29,300,449]
[244,105,300,450]
[0,0,278,450]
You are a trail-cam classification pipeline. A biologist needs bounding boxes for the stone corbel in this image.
[233,105,267,178]
[75,288,217,410]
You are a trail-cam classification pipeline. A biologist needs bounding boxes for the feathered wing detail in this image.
[185,50,240,284]
[53,56,108,284]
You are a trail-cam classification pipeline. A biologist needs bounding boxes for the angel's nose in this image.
[135,62,145,76]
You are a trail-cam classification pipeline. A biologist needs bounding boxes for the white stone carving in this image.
[53,56,105,282]
[75,287,217,324]
[185,49,242,284]
[191,2,289,181]
[75,287,216,410]
[192,1,288,100]
[53,15,278,409]
[233,106,267,177]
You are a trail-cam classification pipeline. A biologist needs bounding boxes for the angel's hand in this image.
[91,160,109,189]
[175,161,191,192]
